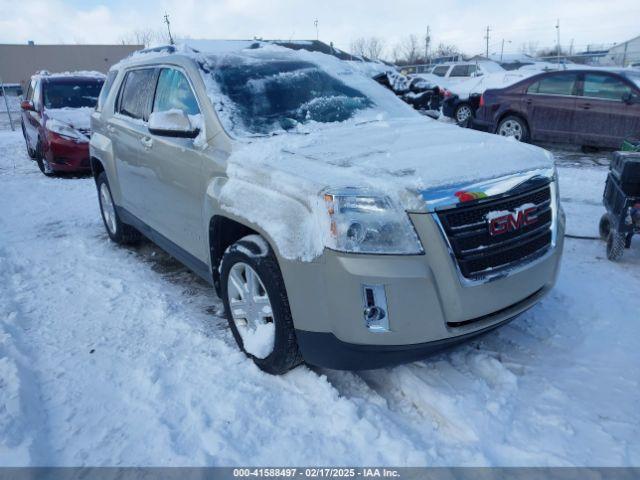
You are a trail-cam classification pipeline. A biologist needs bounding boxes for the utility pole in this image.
[0,76,15,132]
[622,41,629,66]
[484,26,491,58]
[500,39,511,62]
[314,19,319,41]
[164,13,174,45]
[555,18,561,66]
[425,25,431,64]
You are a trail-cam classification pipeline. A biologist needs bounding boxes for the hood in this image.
[226,117,554,212]
[45,107,93,130]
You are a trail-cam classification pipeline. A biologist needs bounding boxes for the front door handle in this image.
[140,136,153,149]
[106,124,115,133]
[580,103,591,110]
[525,98,533,105]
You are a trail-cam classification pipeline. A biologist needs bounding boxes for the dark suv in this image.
[20,72,104,175]
[473,69,640,149]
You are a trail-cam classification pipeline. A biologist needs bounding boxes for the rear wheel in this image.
[599,213,612,241]
[606,230,625,261]
[96,172,141,245]
[454,103,473,126]
[220,235,302,375]
[497,115,529,142]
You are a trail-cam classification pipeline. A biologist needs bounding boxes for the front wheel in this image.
[96,172,141,245]
[497,115,529,142]
[35,140,55,176]
[220,235,302,375]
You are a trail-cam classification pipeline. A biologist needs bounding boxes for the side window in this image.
[469,65,480,76]
[32,80,42,109]
[432,66,449,77]
[117,68,157,121]
[152,68,200,115]
[97,70,118,112]
[25,79,36,101]
[583,74,632,101]
[449,65,470,77]
[530,73,578,96]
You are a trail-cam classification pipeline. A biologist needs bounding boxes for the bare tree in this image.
[433,42,460,58]
[393,34,422,64]
[350,36,385,60]
[519,41,539,57]
[120,28,177,47]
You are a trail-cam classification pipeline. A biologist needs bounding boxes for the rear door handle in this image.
[106,124,115,133]
[141,136,153,149]
[581,103,591,110]
[525,98,533,105]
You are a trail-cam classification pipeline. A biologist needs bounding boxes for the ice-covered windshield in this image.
[199,48,416,136]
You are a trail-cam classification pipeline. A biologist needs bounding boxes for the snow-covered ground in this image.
[1,119,639,466]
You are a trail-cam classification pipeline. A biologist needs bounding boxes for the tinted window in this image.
[583,74,632,101]
[432,66,449,77]
[33,80,42,109]
[527,73,578,96]
[97,71,118,112]
[43,80,103,109]
[26,79,36,101]
[449,65,471,77]
[118,69,157,120]
[153,69,200,115]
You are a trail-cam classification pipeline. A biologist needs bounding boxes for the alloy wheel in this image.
[99,183,117,235]
[227,262,275,359]
[498,119,523,140]
[456,105,472,124]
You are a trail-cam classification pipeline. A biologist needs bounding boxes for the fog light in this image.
[362,284,389,332]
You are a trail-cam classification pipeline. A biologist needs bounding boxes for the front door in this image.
[524,72,579,143]
[142,67,207,261]
[575,72,640,148]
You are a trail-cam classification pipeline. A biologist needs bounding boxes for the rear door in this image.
[108,67,158,219]
[575,72,638,148]
[524,72,579,143]
[142,67,207,260]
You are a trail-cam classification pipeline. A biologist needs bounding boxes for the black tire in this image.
[220,235,302,375]
[606,230,625,261]
[497,115,530,142]
[599,213,612,241]
[22,124,37,159]
[35,140,56,176]
[96,172,141,245]
[454,103,474,127]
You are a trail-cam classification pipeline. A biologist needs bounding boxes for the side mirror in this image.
[20,100,35,111]
[622,92,640,105]
[148,110,199,138]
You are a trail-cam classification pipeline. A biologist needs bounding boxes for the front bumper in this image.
[280,209,565,370]
[44,133,91,172]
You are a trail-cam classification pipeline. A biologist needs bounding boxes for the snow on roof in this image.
[33,70,106,81]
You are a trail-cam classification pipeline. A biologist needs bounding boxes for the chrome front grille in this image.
[436,184,553,280]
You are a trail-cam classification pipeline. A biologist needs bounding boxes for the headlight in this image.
[323,188,424,254]
[46,119,87,142]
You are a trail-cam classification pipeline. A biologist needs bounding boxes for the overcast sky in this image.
[1,0,639,58]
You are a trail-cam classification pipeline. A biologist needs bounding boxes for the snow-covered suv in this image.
[90,42,565,374]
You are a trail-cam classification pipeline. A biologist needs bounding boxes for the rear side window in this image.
[118,68,157,121]
[527,73,578,96]
[583,74,632,101]
[97,70,118,112]
[432,66,449,77]
[152,68,200,115]
[449,65,471,77]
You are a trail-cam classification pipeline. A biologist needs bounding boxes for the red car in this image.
[20,72,104,175]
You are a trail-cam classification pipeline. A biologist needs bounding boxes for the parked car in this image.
[20,71,105,175]
[422,60,505,84]
[442,93,482,126]
[90,43,564,374]
[473,69,640,148]
[373,71,441,113]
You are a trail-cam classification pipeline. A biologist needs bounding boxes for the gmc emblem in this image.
[487,206,538,236]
